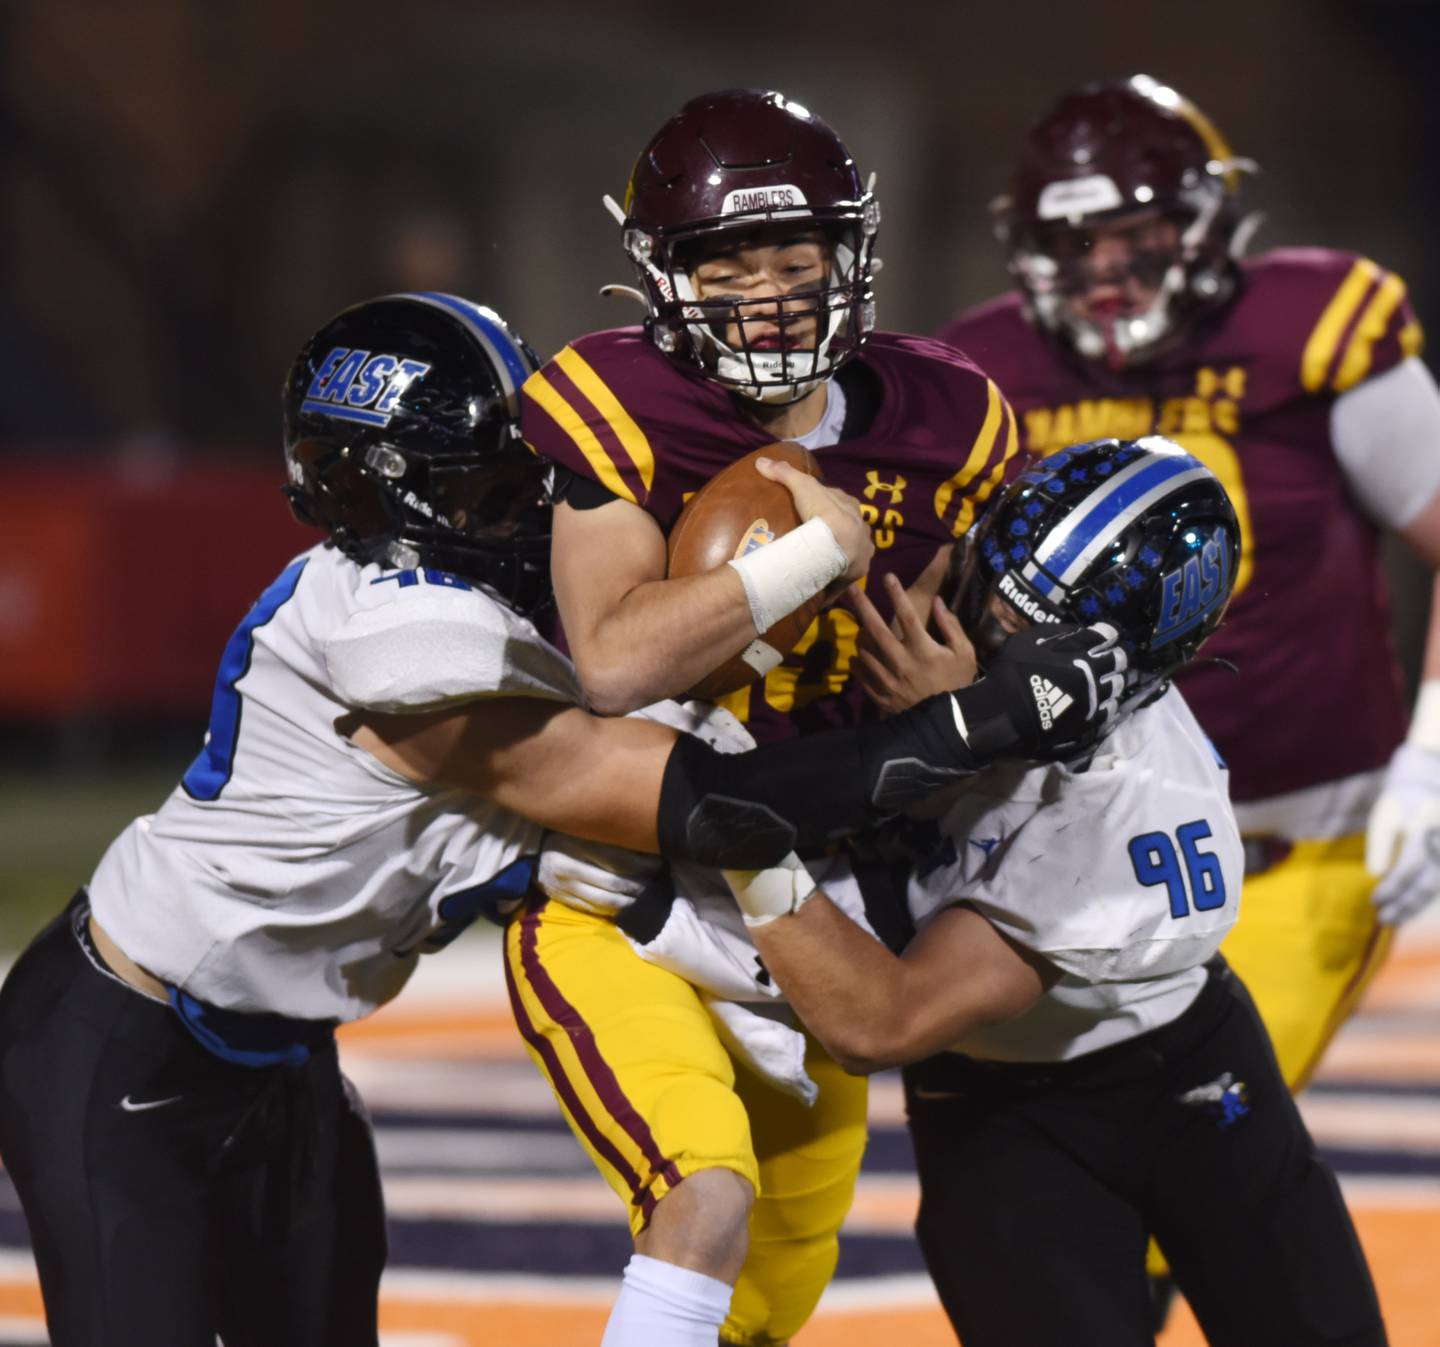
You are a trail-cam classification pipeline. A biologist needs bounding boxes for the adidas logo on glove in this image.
[1030,674,1074,731]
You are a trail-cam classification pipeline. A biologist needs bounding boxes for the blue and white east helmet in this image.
[282,293,552,615]
[951,436,1240,685]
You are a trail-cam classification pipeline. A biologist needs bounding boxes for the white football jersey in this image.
[905,687,1242,1062]
[89,543,579,1023]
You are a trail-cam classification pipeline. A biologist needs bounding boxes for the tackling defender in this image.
[725,439,1386,1346]
[0,293,1119,1347]
[513,89,1022,1345]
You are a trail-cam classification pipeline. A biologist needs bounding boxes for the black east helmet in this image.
[608,89,881,404]
[282,293,553,616]
[995,76,1259,367]
[950,437,1240,687]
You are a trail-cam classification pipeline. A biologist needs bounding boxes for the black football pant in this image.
[0,898,387,1346]
[904,962,1385,1347]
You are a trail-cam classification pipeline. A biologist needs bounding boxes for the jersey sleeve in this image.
[519,333,659,508]
[325,573,580,711]
[1330,356,1440,529]
[931,375,1022,539]
[1291,251,1426,396]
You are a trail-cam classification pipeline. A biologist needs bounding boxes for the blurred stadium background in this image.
[1,0,1438,1342]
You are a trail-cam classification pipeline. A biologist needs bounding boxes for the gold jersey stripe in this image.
[1300,259,1381,394]
[1333,272,1409,393]
[953,394,1020,538]
[521,367,638,504]
[1400,319,1425,360]
[933,382,1016,538]
[555,346,656,495]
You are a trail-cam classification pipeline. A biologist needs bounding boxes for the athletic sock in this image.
[600,1252,734,1346]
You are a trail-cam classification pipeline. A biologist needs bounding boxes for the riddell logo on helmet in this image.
[998,572,1063,625]
[721,185,809,215]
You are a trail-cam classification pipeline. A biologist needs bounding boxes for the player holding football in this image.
[723,437,1386,1347]
[0,292,1121,1347]
[940,74,1440,1110]
[512,89,1025,1346]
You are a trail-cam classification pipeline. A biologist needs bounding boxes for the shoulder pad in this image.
[519,327,664,506]
[1244,249,1424,395]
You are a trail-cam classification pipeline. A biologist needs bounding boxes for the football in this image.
[666,441,826,701]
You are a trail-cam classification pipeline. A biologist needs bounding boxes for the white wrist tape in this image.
[722,852,818,929]
[727,517,847,636]
[1408,680,1440,753]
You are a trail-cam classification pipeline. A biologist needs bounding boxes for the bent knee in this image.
[640,1167,756,1282]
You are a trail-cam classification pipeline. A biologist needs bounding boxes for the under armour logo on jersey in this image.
[1176,1071,1251,1129]
[302,346,433,428]
[863,470,908,504]
[1029,674,1074,731]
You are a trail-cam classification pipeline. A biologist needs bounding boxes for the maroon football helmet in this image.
[995,76,1259,368]
[609,89,881,404]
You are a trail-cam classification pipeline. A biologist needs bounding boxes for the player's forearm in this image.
[564,567,763,715]
[655,657,1100,869]
[745,892,923,1074]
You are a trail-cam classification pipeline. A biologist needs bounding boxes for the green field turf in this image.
[0,768,181,953]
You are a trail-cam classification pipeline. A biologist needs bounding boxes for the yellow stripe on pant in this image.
[1219,832,1392,1092]
[503,898,869,1347]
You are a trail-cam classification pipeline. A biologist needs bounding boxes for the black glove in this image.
[952,622,1130,762]
[657,623,1130,868]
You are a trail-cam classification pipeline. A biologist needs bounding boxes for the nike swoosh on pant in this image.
[118,1094,183,1112]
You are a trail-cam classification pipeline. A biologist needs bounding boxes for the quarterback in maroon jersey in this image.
[510,90,1017,1347]
[940,73,1440,1325]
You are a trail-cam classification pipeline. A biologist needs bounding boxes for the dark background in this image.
[1,0,1436,941]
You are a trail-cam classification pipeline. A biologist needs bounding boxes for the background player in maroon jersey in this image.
[939,72,1440,1323]
[511,90,1018,1347]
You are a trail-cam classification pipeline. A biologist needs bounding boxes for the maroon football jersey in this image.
[940,248,1425,803]
[521,328,1017,742]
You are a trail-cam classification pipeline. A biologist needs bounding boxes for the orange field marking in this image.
[0,1280,42,1315]
[380,1301,607,1346]
[0,1204,1436,1347]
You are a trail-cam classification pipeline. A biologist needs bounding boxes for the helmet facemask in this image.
[623,204,879,404]
[1007,180,1236,370]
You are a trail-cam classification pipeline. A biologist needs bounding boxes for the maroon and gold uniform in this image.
[943,248,1420,803]
[515,321,1014,1346]
[942,246,1425,1087]
[522,324,1017,741]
